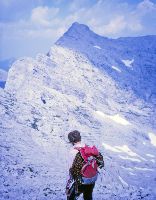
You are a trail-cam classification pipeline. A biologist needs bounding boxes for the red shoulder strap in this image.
[74,146,87,161]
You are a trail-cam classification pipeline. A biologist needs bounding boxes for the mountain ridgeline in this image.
[56,22,156,104]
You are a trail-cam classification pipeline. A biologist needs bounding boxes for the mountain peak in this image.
[64,22,91,37]
[70,22,90,30]
[55,22,102,46]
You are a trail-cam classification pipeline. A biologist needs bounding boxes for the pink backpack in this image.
[75,145,99,179]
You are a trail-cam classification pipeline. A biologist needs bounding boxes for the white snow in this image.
[96,111,131,126]
[102,143,121,153]
[103,144,144,160]
[102,143,146,162]
[122,59,134,68]
[118,176,129,187]
[93,45,101,49]
[134,167,154,171]
[112,65,121,72]
[150,159,155,163]
[119,155,141,162]
[115,145,138,157]
[146,153,155,158]
[129,172,136,175]
[148,132,156,147]
[121,166,134,171]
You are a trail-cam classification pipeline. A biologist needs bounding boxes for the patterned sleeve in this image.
[70,152,84,181]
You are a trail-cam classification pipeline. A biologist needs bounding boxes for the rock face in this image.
[0,22,156,199]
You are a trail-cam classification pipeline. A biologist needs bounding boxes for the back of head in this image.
[68,130,81,144]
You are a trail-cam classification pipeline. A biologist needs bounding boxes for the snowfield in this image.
[0,22,156,200]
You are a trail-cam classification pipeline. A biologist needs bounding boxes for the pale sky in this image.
[0,0,156,60]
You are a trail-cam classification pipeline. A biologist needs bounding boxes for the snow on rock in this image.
[122,59,134,68]
[112,65,122,72]
[93,45,102,49]
[119,155,141,162]
[148,132,156,147]
[118,175,129,187]
[146,154,155,158]
[95,111,131,126]
[0,22,156,199]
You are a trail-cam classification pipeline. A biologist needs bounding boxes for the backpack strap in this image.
[74,145,88,161]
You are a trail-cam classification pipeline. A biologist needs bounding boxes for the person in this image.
[66,130,104,200]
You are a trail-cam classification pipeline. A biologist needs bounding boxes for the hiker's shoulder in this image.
[69,148,78,156]
[70,142,85,154]
[74,142,85,148]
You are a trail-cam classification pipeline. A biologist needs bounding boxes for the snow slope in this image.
[0,22,156,200]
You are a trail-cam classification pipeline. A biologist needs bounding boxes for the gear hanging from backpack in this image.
[70,145,104,185]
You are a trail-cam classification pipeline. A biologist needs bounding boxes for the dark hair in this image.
[68,130,81,144]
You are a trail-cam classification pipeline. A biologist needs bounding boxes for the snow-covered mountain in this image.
[56,22,156,104]
[0,22,156,200]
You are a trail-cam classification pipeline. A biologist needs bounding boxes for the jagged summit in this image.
[67,21,93,35]
[56,21,107,47]
[70,22,90,31]
[62,22,91,37]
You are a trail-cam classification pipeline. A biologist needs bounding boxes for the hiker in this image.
[66,130,104,200]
